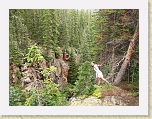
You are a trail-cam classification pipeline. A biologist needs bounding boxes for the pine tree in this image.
[73,61,95,97]
[9,9,31,65]
[50,9,60,46]
[21,9,39,42]
[58,9,69,48]
[38,9,53,48]
[67,49,78,84]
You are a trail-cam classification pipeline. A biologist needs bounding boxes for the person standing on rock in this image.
[91,61,110,86]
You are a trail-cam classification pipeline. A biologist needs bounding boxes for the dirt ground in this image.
[101,82,139,106]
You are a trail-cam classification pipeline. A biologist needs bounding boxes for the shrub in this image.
[24,45,44,66]
[9,84,26,106]
[127,92,139,97]
[52,47,60,58]
[24,66,63,106]
[92,87,103,98]
[25,78,62,106]
[92,83,112,98]
[73,61,95,97]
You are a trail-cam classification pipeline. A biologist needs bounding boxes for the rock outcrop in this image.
[69,96,127,106]
[9,47,70,91]
[48,47,70,91]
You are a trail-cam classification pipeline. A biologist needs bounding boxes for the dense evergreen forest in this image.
[9,9,139,106]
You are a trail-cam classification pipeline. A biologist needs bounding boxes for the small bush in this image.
[52,47,60,58]
[25,78,62,106]
[100,83,112,90]
[9,84,26,106]
[92,87,103,98]
[127,92,139,97]
[24,45,44,66]
[92,84,112,98]
[73,61,95,97]
[16,69,22,79]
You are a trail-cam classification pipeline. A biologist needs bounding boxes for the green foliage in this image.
[128,62,139,91]
[44,55,53,63]
[24,65,65,106]
[60,84,74,105]
[100,83,112,90]
[9,47,23,65]
[129,79,139,92]
[127,91,139,97]
[60,86,70,98]
[58,10,69,48]
[40,78,61,106]
[9,86,22,106]
[16,69,22,79]
[79,39,92,63]
[67,49,78,84]
[9,10,31,65]
[9,84,26,106]
[92,87,103,98]
[81,95,89,99]
[25,78,62,106]
[101,64,111,77]
[9,9,139,106]
[37,9,60,48]
[41,49,53,63]
[52,47,60,58]
[24,45,44,65]
[130,67,139,82]
[73,61,95,97]
[38,10,53,47]
[93,9,139,59]
[92,83,112,98]
[24,87,38,106]
[41,66,57,79]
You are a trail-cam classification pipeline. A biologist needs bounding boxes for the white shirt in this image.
[93,64,101,74]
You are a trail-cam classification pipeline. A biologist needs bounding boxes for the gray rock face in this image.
[52,59,69,91]
[100,96,126,106]
[69,96,126,106]
[44,48,70,91]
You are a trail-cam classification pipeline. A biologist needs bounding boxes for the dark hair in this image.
[91,61,95,67]
[91,61,95,64]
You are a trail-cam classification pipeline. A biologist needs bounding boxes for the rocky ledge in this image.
[69,96,127,106]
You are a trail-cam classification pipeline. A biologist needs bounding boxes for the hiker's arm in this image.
[97,64,104,67]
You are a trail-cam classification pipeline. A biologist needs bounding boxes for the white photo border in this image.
[0,0,148,115]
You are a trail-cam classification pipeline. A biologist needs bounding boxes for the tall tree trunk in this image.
[113,23,139,85]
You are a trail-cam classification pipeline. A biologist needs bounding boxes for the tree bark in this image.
[113,23,139,85]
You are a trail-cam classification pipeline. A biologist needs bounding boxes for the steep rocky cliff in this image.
[48,48,70,91]
[9,47,70,91]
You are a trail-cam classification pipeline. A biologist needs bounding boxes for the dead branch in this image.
[114,23,139,85]
[106,39,130,46]
[112,56,125,71]
[106,72,118,81]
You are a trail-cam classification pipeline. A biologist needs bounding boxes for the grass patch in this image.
[92,87,103,98]
[92,83,113,98]
[100,83,112,90]
[127,92,139,97]
[81,95,89,100]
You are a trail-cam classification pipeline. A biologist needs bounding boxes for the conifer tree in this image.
[73,61,95,97]
[50,9,60,46]
[9,9,31,65]
[58,9,69,48]
[38,9,53,48]
[67,49,78,84]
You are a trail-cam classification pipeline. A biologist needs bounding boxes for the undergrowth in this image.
[92,83,112,98]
